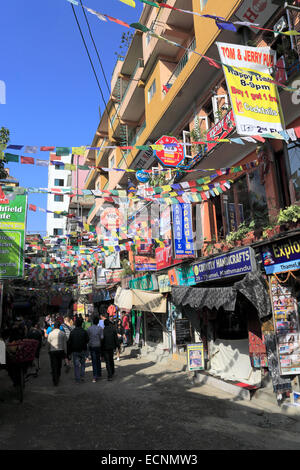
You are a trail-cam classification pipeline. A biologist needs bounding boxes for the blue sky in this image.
[0,0,143,234]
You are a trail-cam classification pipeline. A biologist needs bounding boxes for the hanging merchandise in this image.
[269,276,300,376]
[216,42,285,137]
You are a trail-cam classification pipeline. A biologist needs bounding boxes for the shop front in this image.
[171,247,272,388]
[259,232,300,403]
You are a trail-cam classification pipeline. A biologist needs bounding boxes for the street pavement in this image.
[1,343,300,450]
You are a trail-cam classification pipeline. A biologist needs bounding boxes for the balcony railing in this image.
[165,37,196,90]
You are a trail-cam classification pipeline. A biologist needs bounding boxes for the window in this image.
[53,228,63,236]
[55,165,62,170]
[212,94,229,123]
[54,179,64,187]
[54,213,61,219]
[148,79,156,103]
[54,195,64,202]
[183,130,192,158]
[219,169,269,236]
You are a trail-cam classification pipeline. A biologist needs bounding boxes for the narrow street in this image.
[1,345,300,451]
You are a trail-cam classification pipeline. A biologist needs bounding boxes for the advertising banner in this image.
[135,255,157,272]
[168,265,196,286]
[172,203,195,258]
[270,276,300,375]
[187,343,205,371]
[261,235,300,275]
[235,0,279,28]
[193,247,256,283]
[217,42,284,137]
[129,273,158,291]
[0,194,27,279]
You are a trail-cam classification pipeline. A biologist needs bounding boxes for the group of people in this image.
[46,310,132,385]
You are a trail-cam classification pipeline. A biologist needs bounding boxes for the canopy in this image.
[114,287,167,313]
[171,272,271,319]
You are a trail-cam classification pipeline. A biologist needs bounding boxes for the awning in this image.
[132,289,167,313]
[114,287,133,310]
[171,272,271,319]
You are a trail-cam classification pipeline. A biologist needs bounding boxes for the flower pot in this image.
[235,240,242,246]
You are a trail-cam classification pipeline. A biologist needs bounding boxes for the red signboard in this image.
[154,136,185,167]
[156,245,182,270]
[206,110,235,153]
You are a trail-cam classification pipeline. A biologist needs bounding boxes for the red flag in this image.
[294,127,300,139]
[40,146,55,151]
[21,156,34,164]
[50,154,61,161]
[104,15,130,27]
[29,204,37,212]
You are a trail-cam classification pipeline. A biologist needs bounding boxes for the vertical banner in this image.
[217,42,284,136]
[0,194,27,279]
[0,283,3,328]
[172,203,195,259]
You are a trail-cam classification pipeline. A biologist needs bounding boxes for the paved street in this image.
[1,345,300,451]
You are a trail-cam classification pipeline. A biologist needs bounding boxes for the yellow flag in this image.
[72,146,86,156]
[120,0,135,6]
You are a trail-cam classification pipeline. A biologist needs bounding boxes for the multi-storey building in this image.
[47,153,72,236]
[85,0,300,403]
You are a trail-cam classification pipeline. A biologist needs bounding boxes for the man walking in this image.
[87,316,103,383]
[68,317,89,384]
[101,319,119,381]
[47,320,67,386]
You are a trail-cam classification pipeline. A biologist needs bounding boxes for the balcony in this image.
[119,59,145,122]
[165,37,196,91]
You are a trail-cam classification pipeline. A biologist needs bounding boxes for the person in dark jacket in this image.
[27,321,43,376]
[101,319,119,381]
[68,317,89,384]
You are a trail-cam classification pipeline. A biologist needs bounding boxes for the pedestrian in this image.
[115,318,125,361]
[87,316,104,383]
[47,320,67,386]
[122,311,131,347]
[61,315,74,370]
[68,317,89,384]
[27,321,43,375]
[101,319,118,381]
[98,313,107,329]
[83,315,92,331]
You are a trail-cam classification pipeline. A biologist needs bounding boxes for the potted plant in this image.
[277,205,300,231]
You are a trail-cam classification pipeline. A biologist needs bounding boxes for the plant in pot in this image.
[277,205,300,231]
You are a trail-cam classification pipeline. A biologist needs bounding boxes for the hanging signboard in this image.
[135,255,157,272]
[129,273,158,291]
[217,42,284,137]
[172,203,195,259]
[235,0,279,28]
[260,235,300,275]
[187,343,205,371]
[154,136,185,167]
[270,276,300,376]
[193,247,256,283]
[0,194,27,279]
[157,274,171,293]
[207,110,235,152]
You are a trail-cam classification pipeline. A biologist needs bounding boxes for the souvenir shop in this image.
[259,232,300,402]
[171,246,272,388]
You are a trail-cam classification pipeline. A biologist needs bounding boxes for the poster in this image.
[187,343,204,371]
[0,194,27,279]
[260,235,300,275]
[217,42,284,137]
[172,203,195,258]
[154,136,185,167]
[270,276,300,375]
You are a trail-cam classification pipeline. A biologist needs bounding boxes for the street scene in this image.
[1,0,300,455]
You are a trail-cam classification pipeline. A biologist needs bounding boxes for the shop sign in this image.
[158,274,171,293]
[0,194,27,279]
[260,235,300,275]
[235,0,279,28]
[79,277,94,294]
[105,269,123,284]
[175,319,192,346]
[168,265,196,286]
[193,246,256,283]
[187,343,204,371]
[154,136,185,167]
[129,273,158,291]
[270,276,300,375]
[207,110,235,152]
[217,42,284,137]
[172,203,195,258]
[136,241,153,255]
[135,255,157,272]
[156,244,183,270]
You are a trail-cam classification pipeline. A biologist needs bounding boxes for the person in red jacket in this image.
[122,311,131,347]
